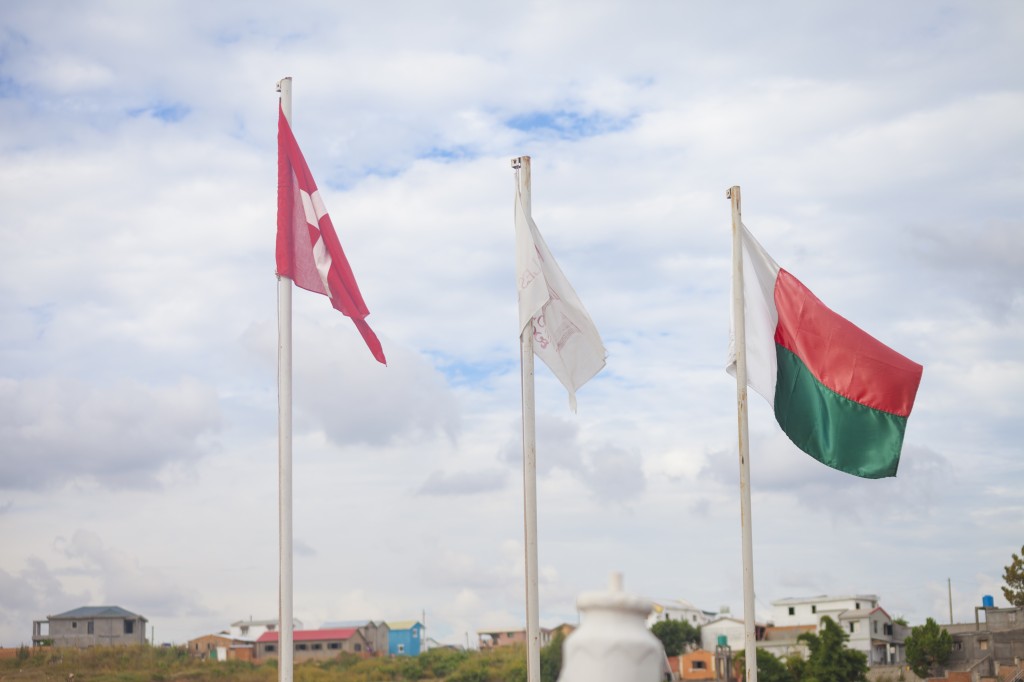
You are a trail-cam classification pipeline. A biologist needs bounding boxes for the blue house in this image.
[386,620,424,656]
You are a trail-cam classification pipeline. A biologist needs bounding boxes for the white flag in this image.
[515,185,606,411]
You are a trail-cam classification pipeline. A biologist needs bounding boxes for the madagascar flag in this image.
[727,224,923,478]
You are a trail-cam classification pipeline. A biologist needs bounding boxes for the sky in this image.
[1,0,1022,650]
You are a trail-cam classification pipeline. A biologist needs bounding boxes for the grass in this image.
[0,645,538,682]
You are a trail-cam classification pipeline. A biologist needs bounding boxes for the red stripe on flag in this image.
[773,269,921,417]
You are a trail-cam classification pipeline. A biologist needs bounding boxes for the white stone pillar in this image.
[558,572,668,682]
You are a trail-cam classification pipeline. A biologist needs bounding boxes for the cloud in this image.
[59,529,211,619]
[418,469,508,496]
[0,376,220,491]
[241,319,461,447]
[500,414,646,502]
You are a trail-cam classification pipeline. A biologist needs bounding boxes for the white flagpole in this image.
[514,155,542,682]
[728,185,758,682]
[276,76,295,682]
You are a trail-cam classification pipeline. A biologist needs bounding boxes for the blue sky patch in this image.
[127,102,190,123]
[418,145,476,162]
[506,109,633,140]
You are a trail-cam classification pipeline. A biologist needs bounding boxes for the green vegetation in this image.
[650,617,700,656]
[1003,544,1024,607]
[904,617,952,679]
[0,638,566,682]
[734,647,798,682]
[797,616,868,682]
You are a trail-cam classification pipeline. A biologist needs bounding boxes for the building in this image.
[677,649,716,680]
[32,606,148,648]
[477,626,554,650]
[256,628,370,662]
[700,616,754,653]
[945,603,1024,679]
[647,599,716,629]
[768,594,905,665]
[320,620,389,656]
[388,621,425,656]
[228,618,302,641]
[758,624,817,661]
[186,633,255,662]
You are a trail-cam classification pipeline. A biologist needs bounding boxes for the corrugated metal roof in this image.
[51,606,143,620]
[321,620,381,629]
[258,628,357,643]
[387,620,422,631]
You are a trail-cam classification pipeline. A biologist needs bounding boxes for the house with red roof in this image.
[256,627,371,662]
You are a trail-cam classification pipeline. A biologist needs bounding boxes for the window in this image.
[311,643,322,651]
[296,644,307,651]
[980,640,989,651]
[72,621,78,629]
[692,660,707,670]
[953,642,963,651]
[788,607,795,616]
[240,626,249,635]
[884,624,893,636]
[849,623,855,633]
[328,643,341,650]
[354,643,362,652]
[124,620,134,635]
[413,629,419,638]
[855,602,861,609]
[88,621,94,634]
[265,644,276,653]
[873,621,878,633]
[811,605,817,614]
[398,644,405,654]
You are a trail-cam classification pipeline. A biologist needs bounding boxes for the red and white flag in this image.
[276,105,386,364]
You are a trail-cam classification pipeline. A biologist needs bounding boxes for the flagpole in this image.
[513,155,542,682]
[276,75,295,682]
[728,185,758,682]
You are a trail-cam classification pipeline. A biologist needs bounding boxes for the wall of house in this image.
[46,617,146,648]
[679,650,716,680]
[292,638,367,661]
[188,635,234,658]
[257,633,370,662]
[389,626,423,656]
[700,619,745,651]
[772,597,878,626]
[358,624,389,655]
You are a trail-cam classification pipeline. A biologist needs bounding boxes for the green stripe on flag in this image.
[774,346,907,479]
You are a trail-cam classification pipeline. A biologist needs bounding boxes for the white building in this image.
[766,595,905,666]
[228,617,304,642]
[700,616,748,652]
[645,598,715,629]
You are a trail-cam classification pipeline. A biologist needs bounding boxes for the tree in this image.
[540,629,565,682]
[904,617,952,679]
[650,618,700,656]
[797,616,869,682]
[734,647,796,682]
[1003,545,1024,607]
